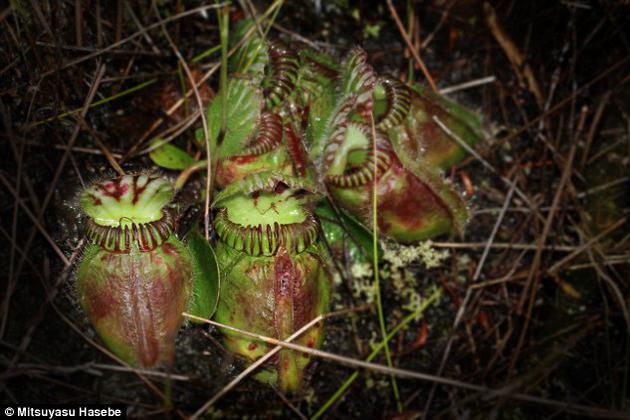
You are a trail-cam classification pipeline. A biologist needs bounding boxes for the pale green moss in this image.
[382,240,450,271]
[351,262,373,279]
[350,240,448,319]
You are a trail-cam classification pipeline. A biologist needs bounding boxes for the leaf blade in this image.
[186,229,220,320]
[148,139,195,170]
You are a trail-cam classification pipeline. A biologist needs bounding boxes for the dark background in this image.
[1,1,628,418]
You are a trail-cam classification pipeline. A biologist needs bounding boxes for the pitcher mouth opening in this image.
[214,207,319,257]
[79,174,176,253]
[84,208,175,253]
[324,125,394,189]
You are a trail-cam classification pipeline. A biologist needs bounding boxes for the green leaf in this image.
[207,78,263,158]
[148,139,195,170]
[194,128,204,145]
[315,199,383,260]
[186,228,220,321]
[305,78,337,159]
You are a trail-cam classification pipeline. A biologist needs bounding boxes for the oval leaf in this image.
[186,228,220,321]
[149,139,195,170]
[206,78,263,158]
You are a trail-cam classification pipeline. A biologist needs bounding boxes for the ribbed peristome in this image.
[213,176,321,257]
[80,174,176,253]
[214,208,318,256]
[84,209,174,253]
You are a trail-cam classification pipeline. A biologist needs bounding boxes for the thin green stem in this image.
[263,0,284,37]
[29,78,158,128]
[241,0,285,72]
[217,2,229,135]
[191,44,222,63]
[370,114,402,412]
[406,0,415,83]
[177,62,190,119]
[163,374,173,411]
[311,288,442,419]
